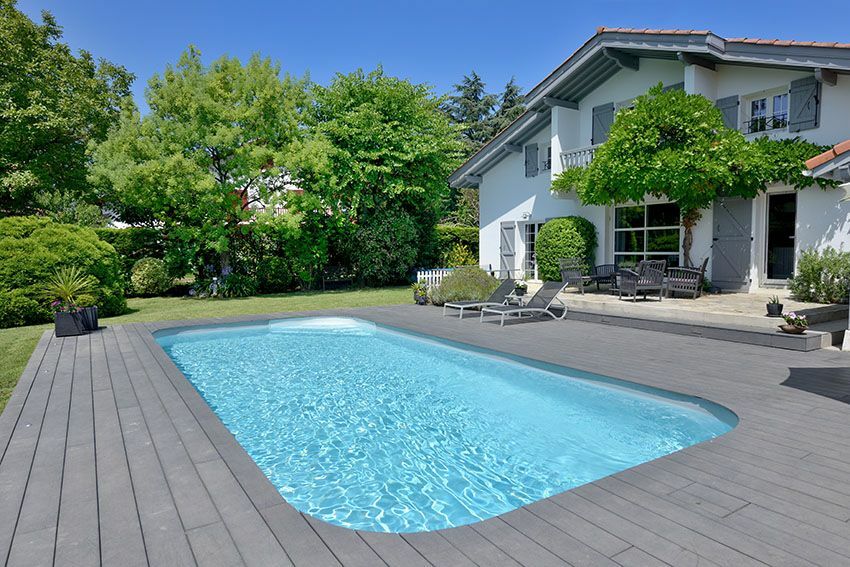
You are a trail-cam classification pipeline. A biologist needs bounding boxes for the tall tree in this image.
[443,71,497,153]
[91,48,308,274]
[489,77,525,135]
[306,67,465,284]
[0,0,133,219]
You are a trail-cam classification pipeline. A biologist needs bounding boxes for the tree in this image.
[306,67,465,284]
[489,77,525,135]
[0,0,133,219]
[91,48,308,274]
[443,71,497,153]
[552,84,831,266]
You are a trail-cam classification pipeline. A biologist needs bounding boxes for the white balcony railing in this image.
[560,144,599,169]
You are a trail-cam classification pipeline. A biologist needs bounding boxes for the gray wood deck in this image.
[2,305,850,566]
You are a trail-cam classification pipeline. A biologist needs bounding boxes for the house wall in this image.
[476,55,850,285]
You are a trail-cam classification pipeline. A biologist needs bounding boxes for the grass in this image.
[0,286,409,413]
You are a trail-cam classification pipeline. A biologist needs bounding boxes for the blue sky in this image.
[18,0,850,113]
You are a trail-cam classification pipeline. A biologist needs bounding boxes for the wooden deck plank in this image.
[438,525,522,566]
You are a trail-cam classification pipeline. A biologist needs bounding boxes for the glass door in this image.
[766,193,796,280]
[523,222,545,280]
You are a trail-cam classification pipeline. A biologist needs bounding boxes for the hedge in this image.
[427,224,478,267]
[535,216,597,281]
[95,227,163,278]
[0,216,127,327]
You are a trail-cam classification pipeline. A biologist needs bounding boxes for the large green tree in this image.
[488,77,525,135]
[0,0,133,219]
[443,71,497,153]
[306,67,465,284]
[91,48,308,274]
[552,84,831,266]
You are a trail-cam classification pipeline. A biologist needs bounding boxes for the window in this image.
[523,221,546,280]
[614,203,680,268]
[745,91,789,133]
[541,146,552,171]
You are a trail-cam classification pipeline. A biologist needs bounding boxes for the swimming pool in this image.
[156,317,736,533]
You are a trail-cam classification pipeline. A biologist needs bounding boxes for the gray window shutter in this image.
[663,82,685,92]
[715,95,739,130]
[591,103,615,145]
[789,76,821,132]
[524,143,538,177]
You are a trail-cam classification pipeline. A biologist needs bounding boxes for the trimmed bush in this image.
[789,247,850,303]
[0,288,44,329]
[130,258,173,296]
[535,216,597,281]
[0,216,127,326]
[429,266,499,306]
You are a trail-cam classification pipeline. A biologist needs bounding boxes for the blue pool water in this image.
[156,317,735,533]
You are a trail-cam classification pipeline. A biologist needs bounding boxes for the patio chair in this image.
[666,257,709,299]
[559,257,587,294]
[442,277,516,318]
[618,260,667,302]
[479,281,568,326]
[589,263,618,291]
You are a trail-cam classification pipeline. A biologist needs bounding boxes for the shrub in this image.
[347,206,419,286]
[95,227,164,277]
[789,247,850,303]
[429,266,499,306]
[425,224,479,267]
[0,216,127,325]
[441,243,477,267]
[534,216,597,281]
[130,258,174,296]
[0,288,44,329]
[219,273,258,298]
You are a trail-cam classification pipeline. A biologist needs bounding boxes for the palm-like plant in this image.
[44,266,97,311]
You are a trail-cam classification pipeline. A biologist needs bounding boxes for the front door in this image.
[712,198,753,291]
[766,193,797,280]
[499,222,516,278]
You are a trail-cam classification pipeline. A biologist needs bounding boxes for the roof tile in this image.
[805,140,850,170]
[599,27,850,49]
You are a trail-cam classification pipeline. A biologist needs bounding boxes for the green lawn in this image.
[0,286,409,413]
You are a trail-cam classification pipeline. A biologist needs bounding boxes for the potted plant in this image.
[411,280,428,305]
[514,279,528,296]
[779,311,808,334]
[45,266,98,337]
[766,295,783,317]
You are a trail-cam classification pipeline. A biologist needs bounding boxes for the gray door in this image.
[712,198,753,290]
[499,222,516,278]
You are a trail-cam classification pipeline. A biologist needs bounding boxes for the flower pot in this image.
[79,306,99,331]
[54,312,87,337]
[766,303,783,317]
[413,292,427,305]
[514,288,526,296]
[778,324,806,335]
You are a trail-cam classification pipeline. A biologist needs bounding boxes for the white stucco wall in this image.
[476,55,850,286]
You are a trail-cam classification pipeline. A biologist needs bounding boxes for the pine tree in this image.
[443,71,497,153]
[489,77,525,135]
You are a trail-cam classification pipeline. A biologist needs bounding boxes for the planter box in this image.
[79,306,99,331]
[54,312,87,337]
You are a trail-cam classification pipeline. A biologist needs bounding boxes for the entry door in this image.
[499,222,516,278]
[766,193,797,280]
[712,198,753,291]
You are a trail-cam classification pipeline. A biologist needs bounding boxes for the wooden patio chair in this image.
[618,260,667,302]
[559,257,587,294]
[665,257,709,299]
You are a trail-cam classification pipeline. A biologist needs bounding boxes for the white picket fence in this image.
[416,268,455,289]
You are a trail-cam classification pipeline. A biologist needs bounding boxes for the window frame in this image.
[743,87,790,134]
[612,203,682,267]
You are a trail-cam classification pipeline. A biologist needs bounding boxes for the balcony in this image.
[560,144,599,169]
[744,112,788,135]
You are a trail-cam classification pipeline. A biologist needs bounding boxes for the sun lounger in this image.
[479,281,568,326]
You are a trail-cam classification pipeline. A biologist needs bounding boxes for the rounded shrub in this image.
[789,247,850,303]
[534,216,597,281]
[0,216,127,325]
[130,257,173,296]
[0,288,45,329]
[429,266,499,306]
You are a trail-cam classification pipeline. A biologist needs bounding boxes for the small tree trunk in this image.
[680,208,702,268]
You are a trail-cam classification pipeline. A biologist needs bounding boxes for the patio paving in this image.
[2,305,850,566]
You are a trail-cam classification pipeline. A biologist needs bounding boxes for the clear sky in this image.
[17,0,850,113]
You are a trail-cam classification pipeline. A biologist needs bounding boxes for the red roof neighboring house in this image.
[805,140,850,170]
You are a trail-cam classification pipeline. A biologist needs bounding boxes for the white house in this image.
[449,27,850,291]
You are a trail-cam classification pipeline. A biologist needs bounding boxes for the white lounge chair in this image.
[442,278,516,318]
[479,281,568,326]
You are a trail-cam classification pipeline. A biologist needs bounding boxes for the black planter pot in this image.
[79,306,99,331]
[414,292,428,305]
[54,312,87,337]
[514,288,526,296]
[766,303,783,317]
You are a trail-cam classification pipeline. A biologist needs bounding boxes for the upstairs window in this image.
[745,90,789,133]
[541,146,552,171]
